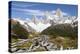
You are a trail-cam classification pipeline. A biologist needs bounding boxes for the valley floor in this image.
[9,34,78,53]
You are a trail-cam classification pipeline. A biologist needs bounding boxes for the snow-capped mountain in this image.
[12,8,77,32]
[27,22,51,32]
[44,8,77,25]
[12,18,51,32]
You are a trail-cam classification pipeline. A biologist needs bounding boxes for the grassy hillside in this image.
[11,19,29,39]
[41,24,78,49]
[41,24,78,39]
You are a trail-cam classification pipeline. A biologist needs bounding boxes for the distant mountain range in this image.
[11,8,78,33]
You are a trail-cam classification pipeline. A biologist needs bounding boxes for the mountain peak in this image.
[56,8,63,18]
[11,8,77,32]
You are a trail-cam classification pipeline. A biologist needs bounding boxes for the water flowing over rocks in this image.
[10,35,74,53]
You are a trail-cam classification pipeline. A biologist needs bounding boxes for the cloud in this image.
[52,10,56,14]
[62,12,68,16]
[12,7,69,17]
[12,3,38,8]
[51,10,68,16]
[12,8,45,16]
[24,9,44,16]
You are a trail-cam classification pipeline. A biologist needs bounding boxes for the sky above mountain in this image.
[9,1,78,20]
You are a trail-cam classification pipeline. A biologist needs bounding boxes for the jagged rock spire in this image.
[31,15,37,24]
[56,8,63,18]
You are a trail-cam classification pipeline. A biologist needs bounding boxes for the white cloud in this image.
[12,3,38,7]
[62,12,68,16]
[51,10,69,16]
[13,7,69,17]
[52,10,56,14]
[24,9,45,16]
[12,8,45,16]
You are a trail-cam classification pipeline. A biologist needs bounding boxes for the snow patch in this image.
[28,22,51,32]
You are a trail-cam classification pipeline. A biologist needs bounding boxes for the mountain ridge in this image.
[11,8,77,33]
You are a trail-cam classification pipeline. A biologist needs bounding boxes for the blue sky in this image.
[9,1,78,20]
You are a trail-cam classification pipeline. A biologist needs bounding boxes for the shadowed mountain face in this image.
[10,18,78,39]
[41,24,78,39]
[10,19,29,39]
